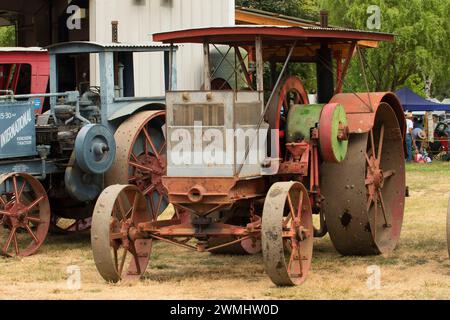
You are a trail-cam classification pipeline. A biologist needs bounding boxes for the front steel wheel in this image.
[0,173,50,257]
[262,181,313,286]
[91,185,152,282]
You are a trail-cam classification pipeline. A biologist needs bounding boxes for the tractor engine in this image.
[36,89,102,159]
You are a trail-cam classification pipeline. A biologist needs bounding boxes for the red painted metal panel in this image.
[153,26,394,44]
[330,92,406,140]
[0,51,49,114]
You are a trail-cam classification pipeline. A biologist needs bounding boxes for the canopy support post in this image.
[203,42,211,91]
[255,36,264,92]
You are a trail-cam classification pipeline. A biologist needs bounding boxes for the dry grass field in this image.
[0,162,449,300]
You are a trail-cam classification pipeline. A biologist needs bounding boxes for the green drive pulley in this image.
[286,103,349,163]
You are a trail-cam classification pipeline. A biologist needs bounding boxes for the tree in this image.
[237,0,450,99]
[236,0,319,20]
[0,25,15,47]
[320,0,450,97]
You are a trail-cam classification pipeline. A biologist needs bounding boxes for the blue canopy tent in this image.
[395,87,450,111]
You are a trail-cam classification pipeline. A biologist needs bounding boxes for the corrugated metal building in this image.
[0,0,235,95]
[89,0,234,95]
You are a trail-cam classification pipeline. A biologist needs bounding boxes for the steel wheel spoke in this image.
[297,244,304,277]
[0,210,12,216]
[131,193,139,220]
[118,249,128,276]
[0,195,6,207]
[296,191,303,224]
[3,227,16,253]
[155,192,163,216]
[367,195,373,211]
[12,176,18,200]
[27,216,42,224]
[287,243,302,277]
[24,195,45,212]
[113,247,119,271]
[130,153,139,162]
[287,245,296,275]
[286,193,296,221]
[12,232,19,255]
[129,161,155,173]
[377,125,385,162]
[142,184,155,196]
[17,182,26,203]
[377,190,390,227]
[24,224,39,244]
[149,193,157,220]
[365,153,372,166]
[143,128,161,160]
[158,141,167,155]
[383,170,395,179]
[129,242,141,275]
[282,215,292,228]
[117,195,127,220]
[370,129,376,159]
[373,197,378,239]
[110,232,123,240]
[124,207,133,219]
[128,176,138,183]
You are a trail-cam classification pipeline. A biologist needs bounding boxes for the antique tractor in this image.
[91,26,406,286]
[0,42,176,257]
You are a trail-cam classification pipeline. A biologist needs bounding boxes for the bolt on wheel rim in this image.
[262,181,313,286]
[0,173,50,257]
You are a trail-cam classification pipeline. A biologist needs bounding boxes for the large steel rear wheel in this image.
[91,185,152,282]
[106,111,172,218]
[321,103,405,255]
[262,181,313,286]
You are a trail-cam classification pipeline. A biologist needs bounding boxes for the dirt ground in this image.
[0,162,449,300]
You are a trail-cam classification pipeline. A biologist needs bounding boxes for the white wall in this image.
[89,0,235,96]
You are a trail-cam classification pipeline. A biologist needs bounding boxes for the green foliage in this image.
[236,0,319,20]
[321,0,450,97]
[238,0,450,98]
[0,26,15,47]
[404,74,426,98]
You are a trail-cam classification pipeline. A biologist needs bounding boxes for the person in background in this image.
[405,112,414,162]
[412,127,426,152]
[432,114,439,130]
[413,116,422,129]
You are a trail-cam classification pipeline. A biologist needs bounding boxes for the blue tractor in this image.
[0,41,177,257]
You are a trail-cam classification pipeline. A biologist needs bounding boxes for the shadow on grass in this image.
[43,231,91,251]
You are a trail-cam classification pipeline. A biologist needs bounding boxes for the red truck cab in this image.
[0,47,49,114]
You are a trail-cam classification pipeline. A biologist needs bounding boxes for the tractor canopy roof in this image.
[153,25,393,62]
[46,41,176,55]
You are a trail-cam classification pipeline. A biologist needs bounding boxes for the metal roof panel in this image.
[46,41,176,54]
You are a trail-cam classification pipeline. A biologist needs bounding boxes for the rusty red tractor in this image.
[91,25,406,286]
